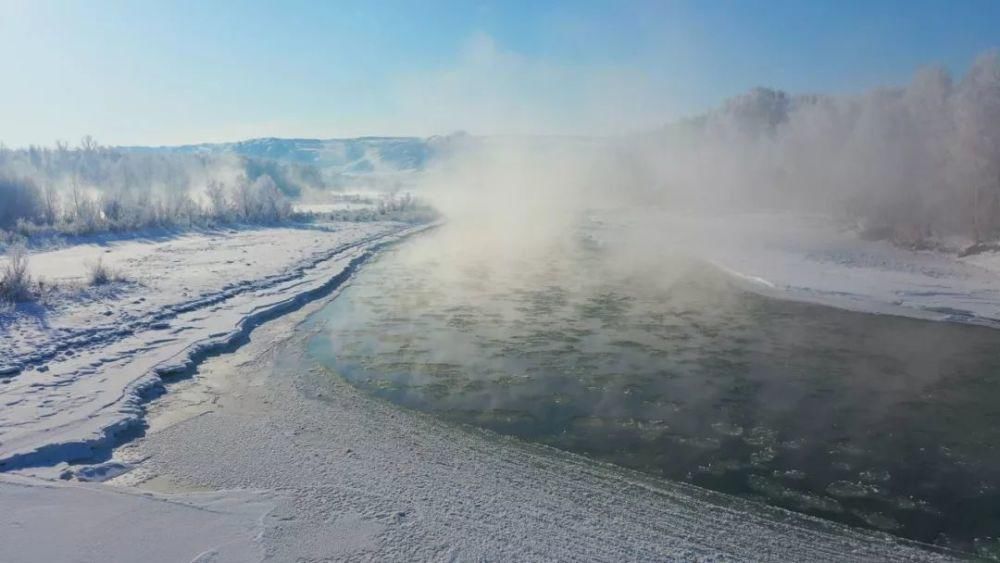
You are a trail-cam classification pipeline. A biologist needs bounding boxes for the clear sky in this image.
[2,0,998,147]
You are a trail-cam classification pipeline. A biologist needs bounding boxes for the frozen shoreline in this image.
[644,211,1000,328]
[0,221,427,472]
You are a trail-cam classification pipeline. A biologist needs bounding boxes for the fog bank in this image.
[421,50,1000,251]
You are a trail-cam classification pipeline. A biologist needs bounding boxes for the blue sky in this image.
[1,0,998,146]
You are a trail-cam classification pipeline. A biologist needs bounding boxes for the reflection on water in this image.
[306,224,1000,551]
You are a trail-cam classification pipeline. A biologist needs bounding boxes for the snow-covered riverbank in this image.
[635,211,1000,327]
[0,221,425,472]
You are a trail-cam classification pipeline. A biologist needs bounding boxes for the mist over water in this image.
[306,223,1000,549]
[301,56,1000,546]
[414,49,1000,254]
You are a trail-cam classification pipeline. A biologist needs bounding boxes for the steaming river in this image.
[305,223,1000,550]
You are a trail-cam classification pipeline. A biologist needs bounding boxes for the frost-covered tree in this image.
[954,51,1000,241]
[253,174,292,222]
[229,174,291,223]
[645,48,1000,246]
[0,138,321,235]
[205,180,230,220]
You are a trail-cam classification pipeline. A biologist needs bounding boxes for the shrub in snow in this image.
[88,257,125,286]
[34,276,58,305]
[0,244,33,302]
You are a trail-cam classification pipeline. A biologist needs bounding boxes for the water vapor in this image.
[419,48,1000,253]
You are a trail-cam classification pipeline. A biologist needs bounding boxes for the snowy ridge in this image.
[121,136,435,174]
[0,223,431,471]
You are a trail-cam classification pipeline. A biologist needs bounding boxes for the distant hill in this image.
[121,136,437,175]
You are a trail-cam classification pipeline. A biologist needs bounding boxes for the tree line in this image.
[0,138,312,235]
[642,49,1000,247]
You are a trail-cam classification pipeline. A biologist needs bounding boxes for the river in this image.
[305,223,1000,550]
